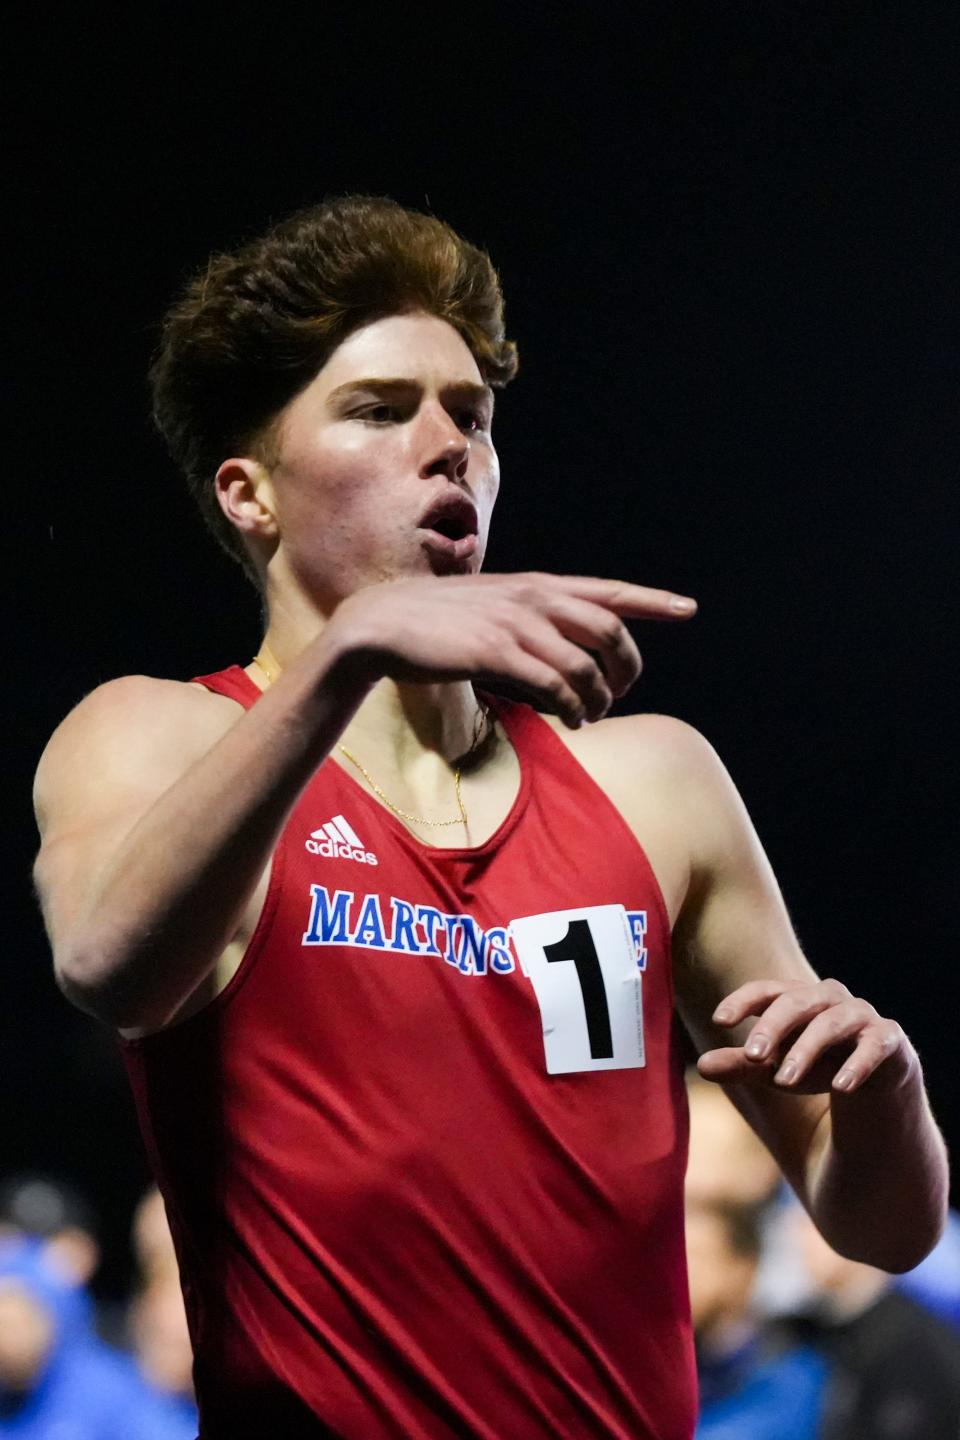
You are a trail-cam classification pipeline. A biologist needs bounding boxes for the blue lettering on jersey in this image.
[487,927,514,974]
[626,910,648,970]
[303,886,354,945]
[352,893,387,948]
[451,914,488,976]
[389,897,421,954]
[302,888,642,981]
[415,905,446,957]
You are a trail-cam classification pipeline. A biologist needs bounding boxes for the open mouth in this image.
[418,492,480,566]
[427,513,472,541]
[418,494,479,543]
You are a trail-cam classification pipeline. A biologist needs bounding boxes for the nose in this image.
[418,403,470,483]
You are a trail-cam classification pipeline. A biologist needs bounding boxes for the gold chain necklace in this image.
[252,641,468,829]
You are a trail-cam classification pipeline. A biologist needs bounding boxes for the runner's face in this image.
[268,311,499,606]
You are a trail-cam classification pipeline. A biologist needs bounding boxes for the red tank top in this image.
[121,667,694,1440]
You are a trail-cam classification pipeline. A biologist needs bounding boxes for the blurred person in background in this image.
[686,1067,960,1437]
[0,1237,194,1440]
[0,1173,100,1293]
[685,1070,814,1319]
[686,1197,827,1439]
[685,1067,960,1332]
[127,1188,197,1435]
[685,1070,781,1208]
[131,1187,180,1286]
[0,1172,130,1348]
[781,1203,960,1439]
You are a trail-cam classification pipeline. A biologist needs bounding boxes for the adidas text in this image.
[306,837,379,865]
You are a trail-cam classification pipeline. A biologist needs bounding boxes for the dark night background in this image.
[6,7,959,1300]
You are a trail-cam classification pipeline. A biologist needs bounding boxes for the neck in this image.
[259,629,485,763]
[349,678,488,769]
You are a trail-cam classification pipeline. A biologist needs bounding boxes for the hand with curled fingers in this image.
[698,977,916,1095]
[329,572,697,728]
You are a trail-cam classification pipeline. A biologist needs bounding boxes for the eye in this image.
[454,409,486,434]
[359,403,400,424]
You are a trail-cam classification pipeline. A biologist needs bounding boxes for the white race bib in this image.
[509,904,645,1075]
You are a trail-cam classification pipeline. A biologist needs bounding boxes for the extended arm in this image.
[670,725,948,1272]
[35,573,692,1031]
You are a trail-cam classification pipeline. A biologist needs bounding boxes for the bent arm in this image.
[34,629,371,1031]
[802,1052,948,1271]
[668,723,948,1272]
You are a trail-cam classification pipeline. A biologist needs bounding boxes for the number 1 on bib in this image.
[509,905,646,1075]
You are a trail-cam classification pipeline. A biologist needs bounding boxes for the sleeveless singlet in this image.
[121,667,695,1440]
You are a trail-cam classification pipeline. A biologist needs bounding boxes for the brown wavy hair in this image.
[149,195,519,582]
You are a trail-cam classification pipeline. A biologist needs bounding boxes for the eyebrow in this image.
[327,377,495,411]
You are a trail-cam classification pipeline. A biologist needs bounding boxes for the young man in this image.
[33,196,947,1439]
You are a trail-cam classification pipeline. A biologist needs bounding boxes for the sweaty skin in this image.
[34,311,947,1276]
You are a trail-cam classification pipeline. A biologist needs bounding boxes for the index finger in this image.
[557,576,698,620]
[711,979,793,1026]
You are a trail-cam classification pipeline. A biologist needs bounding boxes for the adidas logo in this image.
[305,814,379,866]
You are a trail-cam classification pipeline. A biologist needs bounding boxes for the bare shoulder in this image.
[34,675,243,839]
[537,710,731,926]
[540,709,724,799]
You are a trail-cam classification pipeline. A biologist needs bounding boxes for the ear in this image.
[214,457,279,543]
